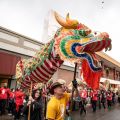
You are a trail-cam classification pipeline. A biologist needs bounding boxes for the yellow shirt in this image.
[46,93,70,120]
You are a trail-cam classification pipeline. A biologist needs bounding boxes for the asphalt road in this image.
[0,104,120,120]
[72,104,120,120]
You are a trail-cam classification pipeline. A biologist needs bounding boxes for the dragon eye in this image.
[79,30,86,36]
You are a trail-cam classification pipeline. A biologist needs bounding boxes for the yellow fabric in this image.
[46,93,70,120]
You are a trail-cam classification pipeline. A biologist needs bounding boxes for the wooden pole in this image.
[70,63,78,111]
[28,81,33,120]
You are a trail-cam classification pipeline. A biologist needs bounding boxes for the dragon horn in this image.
[66,13,70,21]
[54,11,79,29]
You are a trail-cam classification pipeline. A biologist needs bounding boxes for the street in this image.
[72,104,120,120]
[0,104,120,120]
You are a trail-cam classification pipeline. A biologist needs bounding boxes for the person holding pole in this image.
[23,89,44,120]
[46,79,78,120]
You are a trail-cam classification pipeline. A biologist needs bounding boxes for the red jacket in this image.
[0,89,1,99]
[15,90,24,111]
[80,90,87,99]
[0,87,9,100]
[107,93,112,101]
[15,90,24,105]
[9,91,15,99]
[91,91,98,101]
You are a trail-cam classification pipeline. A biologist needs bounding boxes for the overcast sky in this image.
[0,0,120,62]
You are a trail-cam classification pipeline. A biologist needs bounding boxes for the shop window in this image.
[105,68,109,78]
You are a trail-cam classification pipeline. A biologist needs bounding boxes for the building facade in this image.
[0,26,42,88]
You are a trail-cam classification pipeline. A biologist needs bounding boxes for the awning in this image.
[100,77,120,85]
[0,52,21,76]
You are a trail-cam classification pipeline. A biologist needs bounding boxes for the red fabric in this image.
[80,90,87,99]
[0,87,9,99]
[91,91,98,101]
[107,93,112,100]
[9,91,15,99]
[15,90,24,111]
[0,93,1,99]
[0,52,21,75]
[7,88,11,96]
[81,59,102,90]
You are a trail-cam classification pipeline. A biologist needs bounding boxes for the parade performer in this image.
[101,90,106,109]
[46,80,78,120]
[8,88,15,115]
[0,85,10,115]
[112,90,116,104]
[106,90,112,110]
[98,90,101,109]
[79,88,87,115]
[14,88,24,120]
[91,90,98,112]
[118,89,120,104]
[23,89,44,120]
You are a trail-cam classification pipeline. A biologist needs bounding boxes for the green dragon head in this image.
[54,12,112,72]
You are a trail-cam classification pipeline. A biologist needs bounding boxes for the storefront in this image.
[0,51,21,87]
[100,77,120,90]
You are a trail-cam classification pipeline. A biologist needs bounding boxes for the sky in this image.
[0,0,120,62]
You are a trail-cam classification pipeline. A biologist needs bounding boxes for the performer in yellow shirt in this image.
[46,80,78,120]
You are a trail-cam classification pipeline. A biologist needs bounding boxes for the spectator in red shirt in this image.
[101,90,107,109]
[79,88,87,115]
[14,87,24,120]
[80,89,87,99]
[0,85,9,115]
[0,87,2,115]
[8,88,15,115]
[91,90,98,112]
[107,90,112,109]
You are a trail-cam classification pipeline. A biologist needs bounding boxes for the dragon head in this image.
[54,12,112,71]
